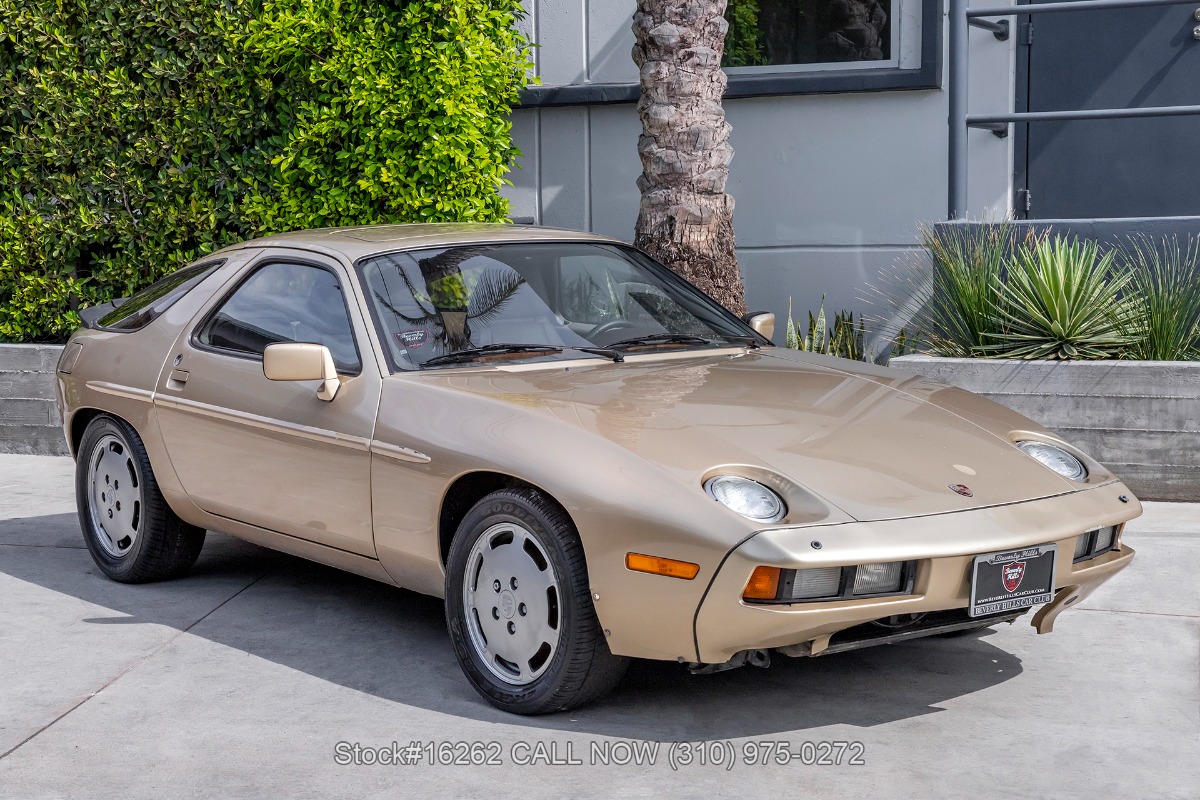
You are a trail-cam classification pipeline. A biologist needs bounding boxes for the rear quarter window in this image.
[98,262,221,331]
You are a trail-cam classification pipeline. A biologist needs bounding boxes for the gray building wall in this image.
[504,1,1019,333]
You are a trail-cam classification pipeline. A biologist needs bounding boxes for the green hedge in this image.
[723,0,766,68]
[0,0,530,342]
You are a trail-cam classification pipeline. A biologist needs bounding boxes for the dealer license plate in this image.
[969,544,1057,618]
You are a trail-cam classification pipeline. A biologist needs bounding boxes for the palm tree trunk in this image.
[632,0,747,316]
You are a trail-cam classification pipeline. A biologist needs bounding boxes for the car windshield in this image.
[358,242,760,370]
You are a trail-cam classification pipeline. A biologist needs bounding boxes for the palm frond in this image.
[467,269,526,325]
[373,287,437,327]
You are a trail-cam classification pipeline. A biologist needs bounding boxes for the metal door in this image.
[1017,1,1200,218]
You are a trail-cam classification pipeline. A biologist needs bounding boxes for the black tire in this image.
[445,488,628,714]
[76,414,206,583]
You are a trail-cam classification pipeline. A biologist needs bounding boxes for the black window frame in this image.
[517,0,942,108]
[95,261,224,333]
[190,257,364,377]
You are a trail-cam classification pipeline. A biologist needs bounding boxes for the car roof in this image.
[211,223,624,262]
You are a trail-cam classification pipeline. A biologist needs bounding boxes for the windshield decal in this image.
[397,328,430,350]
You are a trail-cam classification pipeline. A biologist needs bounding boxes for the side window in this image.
[196,262,362,374]
[724,0,895,70]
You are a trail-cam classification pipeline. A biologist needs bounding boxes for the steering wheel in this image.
[586,319,638,342]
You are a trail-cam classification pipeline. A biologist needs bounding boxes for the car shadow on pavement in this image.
[1,513,1025,741]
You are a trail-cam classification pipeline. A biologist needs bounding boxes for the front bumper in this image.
[693,481,1139,664]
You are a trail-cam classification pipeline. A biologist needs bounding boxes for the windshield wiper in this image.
[606,333,761,352]
[571,346,624,363]
[721,334,761,348]
[606,334,720,351]
[420,344,563,368]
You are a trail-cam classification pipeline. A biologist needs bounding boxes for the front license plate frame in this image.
[969,543,1058,618]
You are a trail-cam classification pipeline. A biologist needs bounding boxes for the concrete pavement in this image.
[1,454,1197,798]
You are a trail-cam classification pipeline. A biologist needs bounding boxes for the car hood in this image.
[422,348,1082,523]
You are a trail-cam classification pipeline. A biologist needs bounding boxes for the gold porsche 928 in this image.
[56,224,1138,714]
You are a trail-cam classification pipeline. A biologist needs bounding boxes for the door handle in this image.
[167,369,189,389]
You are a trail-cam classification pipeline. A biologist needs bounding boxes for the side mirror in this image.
[263,343,340,402]
[742,311,775,341]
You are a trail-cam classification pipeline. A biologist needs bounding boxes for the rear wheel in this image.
[76,415,205,583]
[445,488,628,714]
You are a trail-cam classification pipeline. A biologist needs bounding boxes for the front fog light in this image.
[789,567,842,599]
[853,561,904,595]
[1016,440,1087,481]
[744,566,842,602]
[1074,525,1119,562]
[704,476,786,523]
[1073,533,1090,560]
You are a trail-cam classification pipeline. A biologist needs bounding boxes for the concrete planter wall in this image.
[889,355,1200,502]
[0,344,67,456]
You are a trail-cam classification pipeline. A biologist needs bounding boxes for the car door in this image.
[153,249,382,557]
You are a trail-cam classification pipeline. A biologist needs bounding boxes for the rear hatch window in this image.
[97,261,221,331]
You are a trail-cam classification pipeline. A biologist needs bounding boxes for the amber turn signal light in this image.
[742,566,781,600]
[625,553,700,580]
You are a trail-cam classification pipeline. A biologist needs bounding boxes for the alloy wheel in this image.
[462,521,562,685]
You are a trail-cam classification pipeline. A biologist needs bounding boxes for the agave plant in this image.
[785,297,865,361]
[985,236,1136,360]
[865,220,1036,358]
[784,297,804,350]
[890,328,912,358]
[1119,235,1200,361]
[919,222,1011,355]
[830,311,866,361]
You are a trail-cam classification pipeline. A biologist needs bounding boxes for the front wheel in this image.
[445,488,628,714]
[76,415,206,583]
